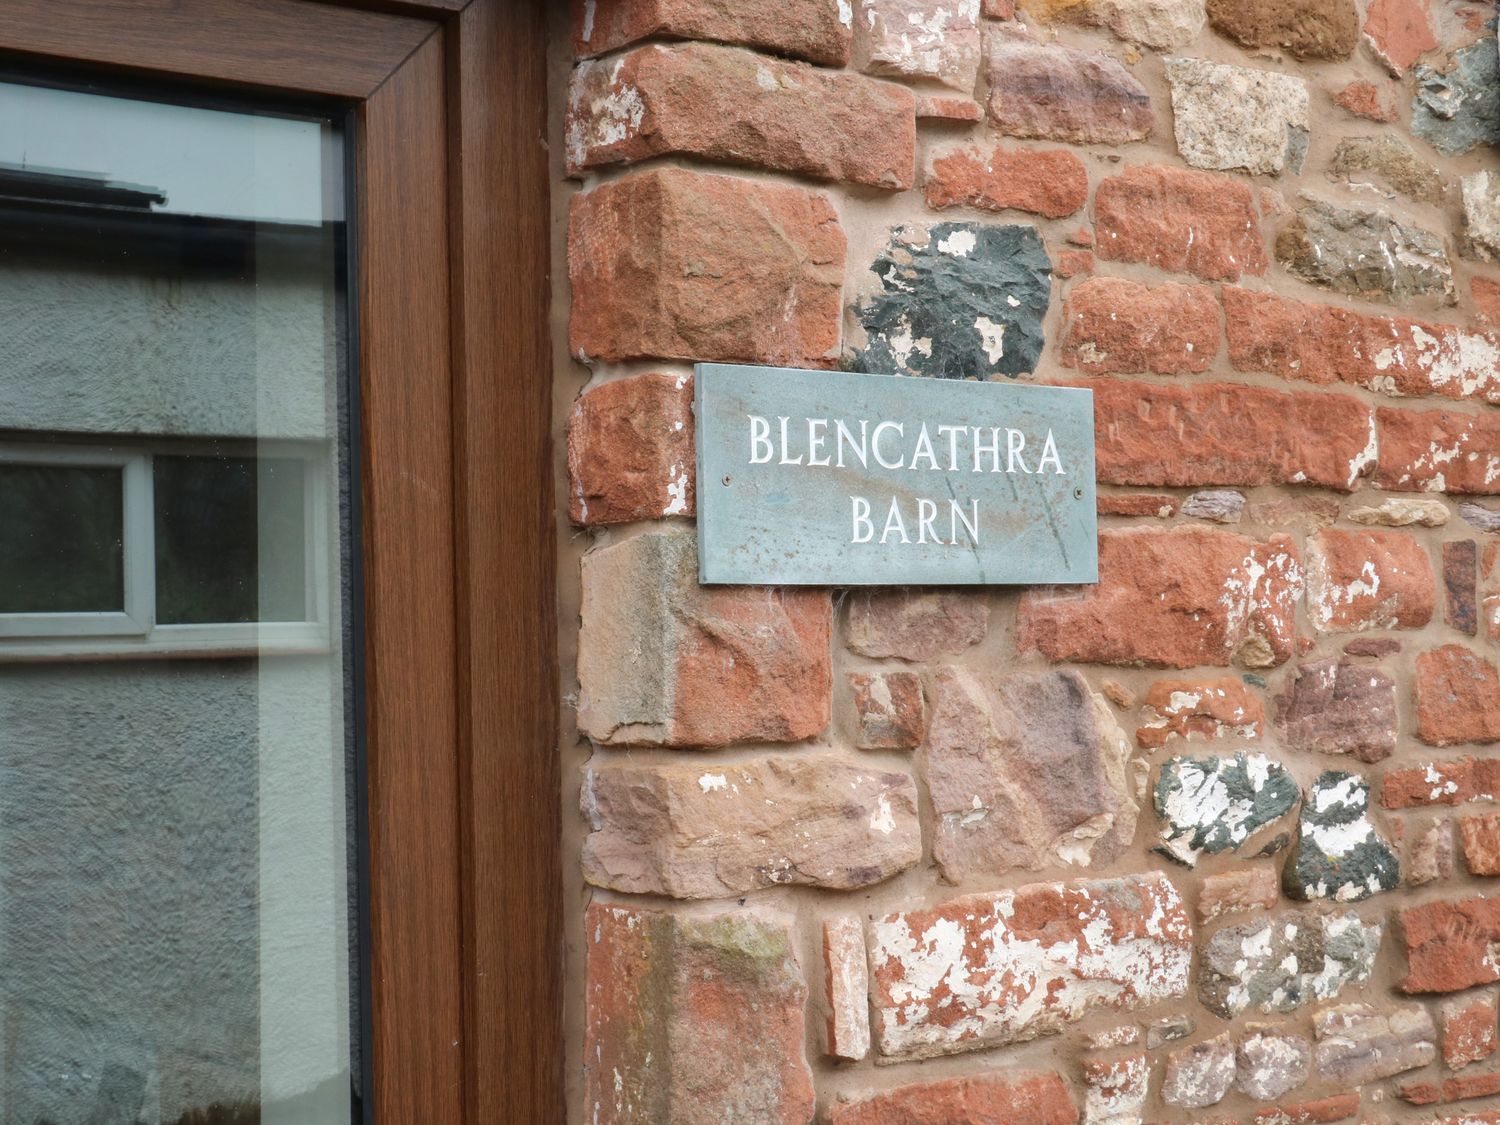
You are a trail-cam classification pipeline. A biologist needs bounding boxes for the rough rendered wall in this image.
[553,0,1500,1120]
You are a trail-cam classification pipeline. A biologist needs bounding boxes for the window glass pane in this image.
[0,463,124,613]
[154,455,308,624]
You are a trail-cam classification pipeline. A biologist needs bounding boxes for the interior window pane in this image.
[154,455,308,624]
[0,463,124,613]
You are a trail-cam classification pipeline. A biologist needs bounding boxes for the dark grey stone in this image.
[1412,36,1500,157]
[851,222,1051,380]
[1147,1015,1195,1050]
[1276,198,1453,304]
[1198,910,1382,1017]
[1284,771,1399,902]
[1461,502,1500,533]
[1155,752,1301,866]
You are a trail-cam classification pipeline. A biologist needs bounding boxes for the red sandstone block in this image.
[1462,814,1500,874]
[1417,645,1500,746]
[1364,0,1438,75]
[1058,278,1219,375]
[1135,676,1264,750]
[1381,757,1487,808]
[1089,380,1376,492]
[567,373,693,526]
[1225,287,1500,405]
[1442,989,1498,1068]
[1016,527,1302,669]
[1251,1092,1361,1123]
[1445,1069,1500,1102]
[569,167,845,367]
[1400,895,1500,992]
[1333,79,1398,121]
[1305,529,1435,633]
[925,142,1089,219]
[847,670,925,750]
[830,1072,1078,1124]
[1055,249,1095,278]
[1094,165,1267,282]
[823,916,870,1061]
[1098,493,1177,518]
[1374,406,1500,495]
[572,0,852,66]
[565,43,914,189]
[1476,277,1500,326]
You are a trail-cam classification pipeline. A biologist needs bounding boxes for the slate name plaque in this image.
[695,363,1098,586]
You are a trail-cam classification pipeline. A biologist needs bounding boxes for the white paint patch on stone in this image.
[974,316,1006,363]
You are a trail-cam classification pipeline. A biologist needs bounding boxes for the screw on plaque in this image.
[722,475,733,486]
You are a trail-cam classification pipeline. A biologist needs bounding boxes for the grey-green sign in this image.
[695,364,1097,586]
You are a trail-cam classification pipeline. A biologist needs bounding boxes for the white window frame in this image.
[0,439,333,660]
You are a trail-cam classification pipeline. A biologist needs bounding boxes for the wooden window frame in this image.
[0,2,560,1122]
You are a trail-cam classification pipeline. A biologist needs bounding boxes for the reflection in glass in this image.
[0,464,124,613]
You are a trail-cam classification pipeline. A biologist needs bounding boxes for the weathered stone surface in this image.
[1155,752,1299,866]
[984,27,1152,145]
[846,589,989,661]
[1198,910,1382,1017]
[857,0,982,91]
[1346,498,1450,527]
[829,1072,1079,1125]
[1148,1015,1195,1049]
[1376,407,1500,493]
[1098,492,1178,518]
[1464,171,1500,262]
[582,756,920,898]
[1225,287,1500,404]
[847,671,925,750]
[1363,0,1437,74]
[572,0,853,65]
[1344,635,1401,657]
[868,873,1191,1060]
[584,902,814,1124]
[1089,380,1376,493]
[1183,490,1245,524]
[569,167,845,367]
[577,529,831,747]
[1305,529,1435,633]
[1400,894,1500,992]
[924,667,1139,880]
[1331,135,1446,205]
[916,92,984,121]
[566,44,914,188]
[1094,165,1266,282]
[824,916,870,1061]
[1017,527,1303,669]
[1416,645,1500,746]
[568,372,694,525]
[1206,0,1357,58]
[1412,36,1500,156]
[1445,539,1479,635]
[1284,771,1399,902]
[1020,0,1207,49]
[1334,79,1398,122]
[1276,198,1453,305]
[1137,677,1263,751]
[1084,1025,1140,1050]
[1200,867,1280,924]
[1162,1032,1234,1108]
[1313,1002,1436,1084]
[1381,756,1500,809]
[1165,57,1309,176]
[925,143,1089,220]
[1464,503,1500,532]
[1238,1025,1312,1101]
[1442,990,1498,1069]
[1058,277,1218,375]
[1251,1092,1362,1124]
[1477,277,1500,326]
[1274,658,1397,763]
[850,222,1051,379]
[1081,1051,1148,1123]
[1407,817,1457,885]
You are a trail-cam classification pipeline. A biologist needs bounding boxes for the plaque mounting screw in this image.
[722,475,733,486]
[1073,487,1084,500]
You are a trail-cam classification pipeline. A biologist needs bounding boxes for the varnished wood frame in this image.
[0,1,560,1122]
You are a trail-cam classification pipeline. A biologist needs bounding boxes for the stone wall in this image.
[552,0,1500,1120]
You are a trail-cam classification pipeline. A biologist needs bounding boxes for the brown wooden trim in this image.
[446,0,562,1120]
[0,0,434,98]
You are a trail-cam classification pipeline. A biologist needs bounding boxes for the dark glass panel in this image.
[0,463,124,613]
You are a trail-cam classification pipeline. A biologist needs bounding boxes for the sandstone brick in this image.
[1333,79,1398,121]
[1313,1003,1436,1085]
[572,0,853,66]
[1018,0,1206,48]
[823,916,870,1061]
[1084,1025,1139,1050]
[1088,381,1375,493]
[925,143,1089,219]
[847,671,925,750]
[829,1072,1079,1125]
[1058,278,1218,375]
[1446,539,1479,635]
[1331,136,1445,206]
[568,373,693,526]
[1346,498,1450,528]
[1344,635,1401,656]
[857,0,982,91]
[577,529,831,747]
[1475,276,1500,326]
[1380,756,1500,808]
[1363,0,1437,75]
[1407,817,1457,885]
[1276,198,1452,306]
[1253,496,1342,534]
[1375,406,1500,494]
[1206,0,1358,59]
[984,26,1152,145]
[985,0,1016,15]
[581,756,920,897]
[1274,658,1398,763]
[1442,1069,1500,1103]
[1462,813,1500,875]
[1136,676,1264,751]
[1017,527,1303,669]
[1199,910,1382,1017]
[569,167,845,367]
[915,92,984,121]
[1237,1025,1313,1101]
[1400,894,1500,992]
[846,589,988,661]
[1472,172,1500,263]
[1054,249,1094,278]
[868,873,1191,1060]
[1416,645,1500,746]
[1305,529,1435,633]
[923,667,1138,881]
[1199,867,1280,924]
[566,43,914,189]
[1251,1092,1361,1124]
[1094,165,1267,282]
[1098,493,1178,518]
[1442,989,1498,1068]
[1165,57,1310,177]
[1162,1032,1234,1108]
[1224,286,1500,405]
[584,902,813,1124]
[1080,1050,1147,1122]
